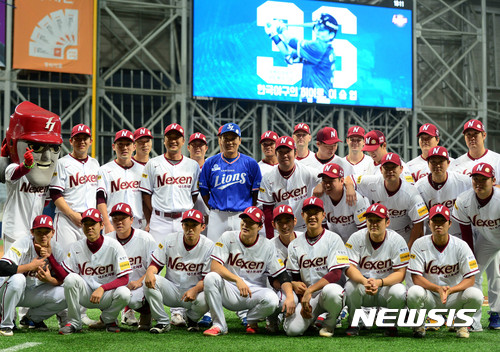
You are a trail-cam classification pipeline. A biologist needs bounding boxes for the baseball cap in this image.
[471,162,495,178]
[302,196,324,212]
[417,123,440,137]
[220,123,241,137]
[182,209,205,224]
[71,124,91,138]
[32,215,54,230]
[347,126,365,138]
[189,132,207,145]
[164,123,184,137]
[81,208,103,223]
[275,136,296,150]
[217,126,223,136]
[427,146,449,160]
[428,204,450,221]
[318,163,344,178]
[260,131,279,144]
[114,129,134,143]
[365,203,388,219]
[463,119,485,134]
[109,203,133,217]
[293,123,310,134]
[272,204,295,221]
[134,127,153,141]
[316,127,341,144]
[380,152,402,166]
[239,206,264,224]
[362,130,385,152]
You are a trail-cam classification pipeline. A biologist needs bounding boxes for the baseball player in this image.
[0,215,66,336]
[408,205,483,338]
[258,131,279,176]
[1,102,62,251]
[140,123,200,243]
[57,208,132,334]
[317,163,369,242]
[283,196,349,337]
[187,132,209,169]
[407,123,441,181]
[105,202,156,329]
[49,124,100,253]
[143,209,214,333]
[132,127,153,166]
[265,14,338,103]
[97,130,145,233]
[452,163,500,330]
[202,206,295,336]
[344,203,409,337]
[258,136,320,237]
[292,123,314,163]
[342,126,372,175]
[199,123,262,242]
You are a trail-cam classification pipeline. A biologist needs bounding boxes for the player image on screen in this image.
[265,13,338,103]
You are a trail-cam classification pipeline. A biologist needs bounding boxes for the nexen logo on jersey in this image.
[272,186,307,202]
[156,174,193,187]
[78,262,114,276]
[167,257,204,273]
[424,260,459,276]
[20,182,48,194]
[227,253,264,270]
[129,256,142,268]
[111,178,140,192]
[359,257,392,271]
[69,173,98,188]
[214,173,247,190]
[327,213,354,225]
[471,215,500,228]
[298,255,327,269]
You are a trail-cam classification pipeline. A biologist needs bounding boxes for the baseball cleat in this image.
[489,312,500,330]
[81,314,97,326]
[413,326,426,338]
[319,327,334,337]
[0,327,13,336]
[345,326,360,336]
[105,322,121,333]
[314,316,325,329]
[425,317,440,331]
[198,314,213,328]
[456,327,470,338]
[246,324,258,334]
[58,324,81,335]
[187,317,200,332]
[138,314,152,331]
[150,323,171,334]
[121,309,138,326]
[19,315,35,329]
[240,317,248,327]
[88,318,106,330]
[203,326,227,336]
[171,313,187,327]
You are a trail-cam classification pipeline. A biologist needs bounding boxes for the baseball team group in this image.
[0,102,499,340]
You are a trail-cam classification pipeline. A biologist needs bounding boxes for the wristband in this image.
[271,34,281,45]
[380,278,384,287]
[23,161,34,169]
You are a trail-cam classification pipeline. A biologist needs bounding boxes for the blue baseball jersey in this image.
[299,39,335,94]
[199,153,262,212]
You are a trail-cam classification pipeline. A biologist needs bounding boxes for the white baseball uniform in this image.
[143,232,214,324]
[364,160,415,184]
[61,236,132,330]
[295,151,316,165]
[407,155,429,181]
[297,153,355,176]
[50,154,100,251]
[258,160,278,177]
[204,231,284,333]
[270,232,302,267]
[0,236,67,329]
[342,154,373,176]
[140,155,200,243]
[450,150,500,176]
[284,229,349,336]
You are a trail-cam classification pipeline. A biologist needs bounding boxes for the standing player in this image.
[58,208,132,334]
[132,127,153,166]
[202,206,295,336]
[199,123,262,242]
[143,209,214,333]
[283,197,349,337]
[407,123,441,181]
[344,203,409,337]
[342,126,372,175]
[258,131,279,176]
[408,205,483,338]
[292,123,314,163]
[187,132,209,169]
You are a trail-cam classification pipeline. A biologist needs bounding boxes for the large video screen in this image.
[193,0,413,109]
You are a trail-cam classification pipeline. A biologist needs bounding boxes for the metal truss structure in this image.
[0,0,497,163]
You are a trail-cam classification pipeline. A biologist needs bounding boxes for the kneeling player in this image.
[144,209,214,333]
[407,205,483,338]
[344,203,409,337]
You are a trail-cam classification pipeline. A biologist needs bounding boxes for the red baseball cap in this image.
[318,163,344,178]
[109,203,133,217]
[463,119,485,134]
[164,123,184,137]
[239,206,265,224]
[429,204,450,221]
[182,209,205,224]
[471,162,495,178]
[81,208,103,223]
[189,132,207,145]
[71,124,91,138]
[260,131,279,144]
[134,127,153,141]
[380,152,402,166]
[417,123,440,137]
[272,204,295,221]
[427,146,449,160]
[302,196,324,212]
[362,130,386,152]
[317,127,341,144]
[217,125,223,136]
[114,129,134,143]
[347,126,365,138]
[32,215,54,230]
[365,203,388,219]
[275,136,296,150]
[293,123,310,134]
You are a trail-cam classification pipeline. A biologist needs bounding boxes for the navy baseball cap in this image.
[220,123,241,137]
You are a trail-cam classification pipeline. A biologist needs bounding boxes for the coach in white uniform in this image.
[292,123,314,164]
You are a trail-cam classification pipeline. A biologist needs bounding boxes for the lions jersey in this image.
[211,231,285,288]
[345,229,409,279]
[450,150,500,175]
[287,229,349,287]
[151,232,214,292]
[408,235,479,287]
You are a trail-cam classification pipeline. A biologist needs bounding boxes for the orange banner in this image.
[13,0,93,74]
